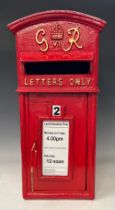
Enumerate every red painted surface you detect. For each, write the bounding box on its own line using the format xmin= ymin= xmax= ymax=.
xmin=8 ymin=10 xmax=106 ymax=199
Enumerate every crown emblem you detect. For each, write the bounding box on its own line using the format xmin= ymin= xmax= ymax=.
xmin=51 ymin=23 xmax=64 ymax=40
xmin=51 ymin=23 xmax=64 ymax=47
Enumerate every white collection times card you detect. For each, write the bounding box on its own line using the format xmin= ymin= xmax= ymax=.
xmin=42 ymin=121 xmax=69 ymax=176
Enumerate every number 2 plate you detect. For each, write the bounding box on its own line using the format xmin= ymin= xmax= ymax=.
xmin=52 ymin=105 xmax=61 ymax=116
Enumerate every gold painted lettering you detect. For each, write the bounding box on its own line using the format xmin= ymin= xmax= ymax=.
xmin=35 ymin=78 xmax=40 ymax=85
xmin=36 ymin=29 xmax=48 ymax=52
xmin=30 ymin=79 xmax=34 ymax=86
xmin=58 ymin=78 xmax=63 ymax=86
xmin=69 ymin=78 xmax=74 ymax=86
xmin=75 ymin=78 xmax=80 ymax=86
xmin=41 ymin=78 xmax=46 ymax=86
xmin=52 ymin=78 xmax=57 ymax=86
xmin=87 ymin=78 xmax=91 ymax=85
xmin=81 ymin=78 xmax=86 ymax=86
xmin=24 ymin=78 xmax=28 ymax=86
xmin=47 ymin=78 xmax=51 ymax=86
xmin=69 ymin=78 xmax=92 ymax=86
xmin=23 ymin=77 xmax=93 ymax=87
xmin=63 ymin=27 xmax=83 ymax=52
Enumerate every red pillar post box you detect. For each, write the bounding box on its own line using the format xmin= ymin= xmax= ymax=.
xmin=8 ymin=10 xmax=106 ymax=199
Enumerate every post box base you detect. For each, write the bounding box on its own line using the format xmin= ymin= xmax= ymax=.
xmin=23 ymin=192 xmax=95 ymax=200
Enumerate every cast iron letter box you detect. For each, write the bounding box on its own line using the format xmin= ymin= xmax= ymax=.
xmin=8 ymin=10 xmax=106 ymax=199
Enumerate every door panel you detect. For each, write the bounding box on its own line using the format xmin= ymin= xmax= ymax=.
xmin=29 ymin=93 xmax=87 ymax=192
